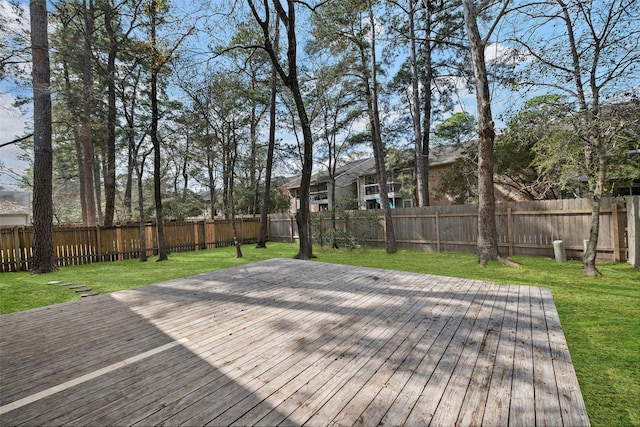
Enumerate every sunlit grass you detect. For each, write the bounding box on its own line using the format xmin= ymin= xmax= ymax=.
xmin=1 ymin=242 xmax=637 ymax=426
xmin=0 ymin=243 xmax=298 ymax=314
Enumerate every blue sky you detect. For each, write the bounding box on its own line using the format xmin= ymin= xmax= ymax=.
xmin=0 ymin=0 xmax=531 ymax=190
xmin=0 ymin=0 xmax=30 ymax=189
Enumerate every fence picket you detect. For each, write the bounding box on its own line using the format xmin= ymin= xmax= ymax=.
xmin=268 ymin=197 xmax=632 ymax=263
xmin=0 ymin=218 xmax=261 ymax=272
xmin=1 ymin=198 xmax=635 ymax=272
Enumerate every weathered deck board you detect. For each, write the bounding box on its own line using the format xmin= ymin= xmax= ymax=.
xmin=0 ymin=258 xmax=589 ymax=426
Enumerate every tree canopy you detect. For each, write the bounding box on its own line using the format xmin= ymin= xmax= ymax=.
xmin=2 ymin=0 xmax=638 ymax=272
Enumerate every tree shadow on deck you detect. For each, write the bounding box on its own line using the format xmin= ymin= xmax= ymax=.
xmin=0 ymin=295 xmax=293 ymax=426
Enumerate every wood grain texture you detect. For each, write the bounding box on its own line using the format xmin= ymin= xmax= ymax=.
xmin=0 ymin=258 xmax=589 ymax=426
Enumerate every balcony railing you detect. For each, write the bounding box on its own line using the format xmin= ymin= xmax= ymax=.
xmin=310 ymin=191 xmax=329 ymax=202
xmin=364 ymin=182 xmax=402 ymax=196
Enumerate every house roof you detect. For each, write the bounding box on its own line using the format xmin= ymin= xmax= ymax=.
xmin=0 ymin=200 xmax=29 ymax=214
xmin=0 ymin=191 xmax=30 ymax=214
xmin=284 ymin=158 xmax=374 ymax=189
xmin=357 ymin=145 xmax=465 ymax=176
xmin=429 ymin=144 xmax=466 ymax=166
xmin=282 ymin=145 xmax=465 ymax=190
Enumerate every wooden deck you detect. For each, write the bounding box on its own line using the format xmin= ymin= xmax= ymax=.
xmin=0 ymin=258 xmax=589 ymax=426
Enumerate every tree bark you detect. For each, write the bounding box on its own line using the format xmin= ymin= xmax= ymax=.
xmin=149 ymin=4 xmax=167 ymax=261
xmin=409 ymin=0 xmax=427 ymax=207
xmin=582 ymin=151 xmax=606 ymax=276
xmin=94 ymin=149 xmax=104 ymax=224
xmin=420 ymin=4 xmax=433 ymax=206
xmin=124 ymin=142 xmax=133 ymax=221
xmin=30 ymin=0 xmax=57 ymax=274
xmin=290 ymin=80 xmax=314 ymax=260
xmin=136 ymin=153 xmax=149 ymax=262
xmin=462 ymin=0 xmax=501 ymax=265
xmin=557 ymin=0 xmax=602 ymax=276
xmin=229 ymin=125 xmax=243 ymax=258
xmin=58 ymin=17 xmax=88 ymax=225
xmin=247 ymin=0 xmax=313 ymax=260
xmin=257 ymin=23 xmax=279 ymax=248
xmin=121 ymin=69 xmax=141 ymax=223
xmin=368 ymin=0 xmax=396 ymax=254
xmin=103 ymin=0 xmax=117 ymax=226
xmin=207 ymin=138 xmax=217 ymax=219
xmin=81 ymin=0 xmax=98 ymax=226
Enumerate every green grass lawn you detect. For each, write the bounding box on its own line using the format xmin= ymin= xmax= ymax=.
xmin=1 ymin=242 xmax=638 ymax=426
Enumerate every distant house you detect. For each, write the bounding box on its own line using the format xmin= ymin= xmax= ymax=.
xmin=0 ymin=191 xmax=30 ymax=226
xmin=283 ymin=158 xmax=376 ymax=213
xmin=281 ymin=146 xmax=466 ymax=214
xmin=356 ymin=145 xmax=464 ymax=209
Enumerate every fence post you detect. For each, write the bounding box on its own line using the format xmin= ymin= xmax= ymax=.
xmin=145 ymin=223 xmax=154 ymax=256
xmin=435 ymin=211 xmax=441 ymax=252
xmin=240 ymin=216 xmax=244 ymax=245
xmin=627 ymin=196 xmax=639 ymax=268
xmin=13 ymin=226 xmax=23 ymax=271
xmin=611 ymin=202 xmax=620 ymax=262
xmin=507 ymin=207 xmax=513 ymax=257
xmin=290 ymin=215 xmax=294 ymax=243
xmin=116 ymin=225 xmax=123 ymax=261
xmin=193 ymin=222 xmax=199 ymax=251
xmin=96 ymin=225 xmax=102 ymax=262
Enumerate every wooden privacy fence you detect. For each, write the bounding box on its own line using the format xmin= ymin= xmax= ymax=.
xmin=269 ymin=196 xmax=636 ymax=262
xmin=0 ymin=218 xmax=260 ymax=272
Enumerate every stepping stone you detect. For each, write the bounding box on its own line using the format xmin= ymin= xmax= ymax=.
xmin=56 ymin=282 xmax=73 ymax=287
xmin=68 ymin=285 xmax=85 ymax=289
xmin=74 ymin=287 xmax=92 ymax=292
xmin=47 ymin=281 xmax=62 ymax=285
xmin=80 ymin=292 xmax=99 ymax=297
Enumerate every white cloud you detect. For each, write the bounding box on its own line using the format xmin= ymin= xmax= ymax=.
xmin=0 ymin=93 xmax=30 ymax=189
xmin=486 ymin=42 xmax=531 ymax=66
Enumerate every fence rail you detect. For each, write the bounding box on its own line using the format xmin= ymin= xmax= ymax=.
xmin=269 ymin=196 xmax=635 ymax=262
xmin=0 ymin=218 xmax=260 ymax=272
xmin=2 ymin=197 xmax=637 ymax=272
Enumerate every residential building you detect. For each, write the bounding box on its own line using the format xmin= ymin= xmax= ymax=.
xmin=0 ymin=191 xmax=30 ymax=226
xmin=282 ymin=146 xmax=465 ymax=214
xmin=356 ymin=145 xmax=463 ymax=209
xmin=283 ymin=158 xmax=375 ymax=213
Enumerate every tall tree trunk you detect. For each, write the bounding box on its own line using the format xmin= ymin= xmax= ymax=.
xmin=409 ymin=0 xmax=427 ymax=207
xmin=81 ymin=0 xmax=98 ymax=226
xmin=221 ymin=133 xmax=231 ymax=220
xmin=421 ymin=3 xmax=434 ymax=206
xmin=230 ymin=125 xmax=243 ymax=258
xmin=103 ymin=0 xmax=117 ymax=226
xmin=462 ymin=0 xmax=501 ymax=265
xmin=367 ymin=0 xmax=396 ymax=254
xmin=247 ymin=0 xmax=313 ymax=260
xmin=30 ymin=0 xmax=57 ymax=274
xmin=182 ymin=131 xmax=190 ymax=198
xmin=290 ymin=81 xmax=314 ymax=260
xmin=207 ymin=141 xmax=216 ymax=219
xmin=257 ymin=24 xmax=279 ymax=248
xmin=330 ymin=176 xmax=338 ymax=249
xmin=582 ymin=151 xmax=606 ymax=276
xmin=94 ymin=149 xmax=104 ymax=224
xmin=74 ymin=125 xmax=88 ymax=224
xmin=122 ymin=69 xmax=141 ymax=223
xmin=557 ymin=0 xmax=602 ymax=276
xmin=250 ymin=97 xmax=259 ymax=216
xmin=60 ymin=45 xmax=88 ymax=224
xmin=136 ymin=157 xmax=148 ymax=262
xmin=149 ymin=5 xmax=167 ymax=261
xmin=124 ymin=141 xmax=134 ymax=221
